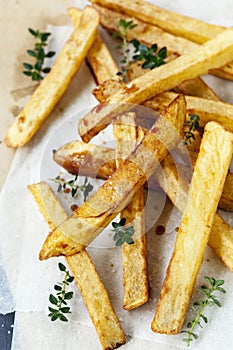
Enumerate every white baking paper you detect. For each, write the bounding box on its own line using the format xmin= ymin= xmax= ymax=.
xmin=1 ymin=1 xmax=233 ymax=349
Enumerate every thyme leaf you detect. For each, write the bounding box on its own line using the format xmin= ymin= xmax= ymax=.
xmin=181 ymin=276 xmax=226 ymax=346
xmin=112 ymin=218 xmax=135 ymax=246
xmin=112 ymin=19 xmax=137 ymax=81
xmin=49 ymin=175 xmax=93 ymax=201
xmin=183 ymin=114 xmax=200 ymax=145
xmin=131 ymin=39 xmax=167 ymax=70
xmin=23 ymin=28 xmax=55 ymax=81
xmin=48 ymin=262 xmax=74 ymax=322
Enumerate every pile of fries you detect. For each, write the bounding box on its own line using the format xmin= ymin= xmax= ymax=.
xmin=5 ymin=0 xmax=233 ymax=349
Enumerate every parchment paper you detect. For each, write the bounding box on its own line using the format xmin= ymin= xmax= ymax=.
xmin=1 ymin=1 xmax=233 ymax=349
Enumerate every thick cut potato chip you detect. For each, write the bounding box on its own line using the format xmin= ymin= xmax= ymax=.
xmin=54 ymin=141 xmax=233 ymax=270
xmin=113 ymin=113 xmax=148 ymax=310
xmin=94 ymin=4 xmax=233 ymax=81
xmin=144 ymin=92 xmax=233 ymax=133
xmin=127 ymin=62 xmax=220 ymax=101
xmin=151 ymin=122 xmax=233 ymax=334
xmin=28 ymin=182 xmax=126 ymax=350
xmin=78 ymin=26 xmax=233 ymax=142
xmin=90 ymin=0 xmax=224 ymax=44
xmin=157 ymin=155 xmax=233 ymax=271
xmin=68 ymin=8 xmax=119 ymax=83
xmin=39 ymin=95 xmax=186 ymax=259
xmin=53 ymin=141 xmax=117 ymax=180
xmin=5 ymin=6 xmax=99 ymax=148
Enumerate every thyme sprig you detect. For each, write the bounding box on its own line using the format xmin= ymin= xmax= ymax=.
xmin=181 ymin=276 xmax=226 ymax=346
xmin=23 ymin=28 xmax=55 ymax=81
xmin=112 ymin=218 xmax=135 ymax=246
xmin=48 ymin=262 xmax=74 ymax=322
xmin=183 ymin=114 xmax=200 ymax=145
xmin=112 ymin=19 xmax=137 ymax=81
xmin=131 ymin=39 xmax=167 ymax=69
xmin=50 ymin=175 xmax=93 ymax=201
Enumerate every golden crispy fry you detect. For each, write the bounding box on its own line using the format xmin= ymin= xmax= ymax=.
xmin=4 ymin=6 xmax=99 ymax=148
xmin=78 ymin=26 xmax=233 ymax=142
xmin=53 ymin=140 xmax=116 ymax=180
xmin=68 ymin=8 xmax=119 ymax=83
xmin=144 ymin=92 xmax=233 ymax=133
xmin=173 ymin=79 xmax=220 ymax=101
xmin=93 ymin=68 xmax=219 ymax=105
xmin=128 ymin=61 xmax=220 ymax=101
xmin=219 ymin=172 xmax=233 ymax=212
xmin=39 ymin=94 xmax=186 ymax=260
xmin=93 ymin=79 xmax=123 ymax=103
xmin=93 ymin=81 xmax=233 ymax=137
xmin=113 ymin=113 xmax=148 ymax=310
xmin=157 ymin=154 xmax=233 ymax=271
xmin=54 ymin=138 xmax=233 ymax=269
xmin=28 ymin=182 xmax=126 ymax=350
xmin=53 ymin=140 xmax=161 ymax=191
xmin=151 ymin=122 xmax=233 ymax=334
xmin=90 ymin=0 xmax=224 ymax=44
xmin=189 ymin=151 xmax=233 ymax=212
xmin=53 ymin=137 xmax=233 ymax=212
xmin=93 ymin=4 xmax=233 ymax=81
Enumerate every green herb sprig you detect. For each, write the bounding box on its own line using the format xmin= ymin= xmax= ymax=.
xmin=112 ymin=218 xmax=135 ymax=246
xmin=48 ymin=262 xmax=74 ymax=322
xmin=181 ymin=276 xmax=226 ymax=346
xmin=131 ymin=39 xmax=167 ymax=70
xmin=50 ymin=175 xmax=93 ymax=201
xmin=23 ymin=28 xmax=55 ymax=81
xmin=112 ymin=19 xmax=137 ymax=81
xmin=183 ymin=114 xmax=200 ymax=145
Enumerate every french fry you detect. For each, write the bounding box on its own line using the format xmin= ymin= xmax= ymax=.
xmin=144 ymin=92 xmax=233 ymax=133
xmin=218 ymin=172 xmax=233 ymax=212
xmin=127 ymin=62 xmax=220 ymax=101
xmin=189 ymin=151 xmax=233 ymax=212
xmin=151 ymin=122 xmax=233 ymax=334
xmin=78 ymin=26 xmax=233 ymax=142
xmin=68 ymin=8 xmax=119 ymax=83
xmin=39 ymin=94 xmax=186 ymax=260
xmin=4 ymin=6 xmax=99 ymax=148
xmin=90 ymin=0 xmax=224 ymax=44
xmin=113 ymin=113 xmax=148 ymax=310
xmin=93 ymin=81 xmax=233 ymax=136
xmin=54 ymin=139 xmax=233 ymax=213
xmin=54 ymin=140 xmax=233 ymax=270
xmin=28 ymin=182 xmax=126 ymax=350
xmin=53 ymin=140 xmax=116 ymax=180
xmin=93 ymin=67 xmax=219 ymax=104
xmin=53 ymin=140 xmax=161 ymax=191
xmin=157 ymin=155 xmax=233 ymax=271
xmin=93 ymin=4 xmax=233 ymax=81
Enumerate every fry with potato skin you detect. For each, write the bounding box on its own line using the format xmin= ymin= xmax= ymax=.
xmin=188 ymin=151 xmax=233 ymax=212
xmin=90 ymin=0 xmax=224 ymax=44
xmin=28 ymin=182 xmax=126 ymax=350
xmin=5 ymin=6 xmax=99 ymax=148
xmin=156 ymin=154 xmax=233 ymax=271
xmin=144 ymin=92 xmax=233 ymax=133
xmin=53 ymin=141 xmax=117 ymax=180
xmin=113 ymin=113 xmax=148 ymax=310
xmin=78 ymin=26 xmax=233 ymax=142
xmin=68 ymin=8 xmax=119 ymax=83
xmin=151 ymin=122 xmax=233 ymax=334
xmin=94 ymin=4 xmax=233 ymax=81
xmin=93 ymin=81 xmax=233 ymax=135
xmin=127 ymin=61 xmax=220 ymax=101
xmin=39 ymin=94 xmax=186 ymax=260
xmin=53 ymin=140 xmax=233 ymax=270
